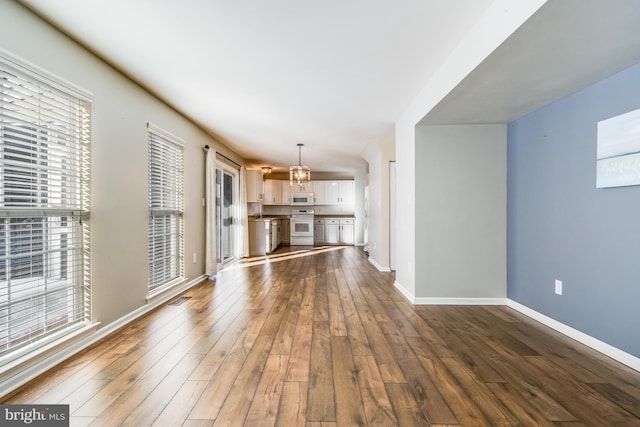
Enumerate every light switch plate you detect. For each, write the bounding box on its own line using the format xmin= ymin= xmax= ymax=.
xmin=555 ymin=279 xmax=562 ymax=295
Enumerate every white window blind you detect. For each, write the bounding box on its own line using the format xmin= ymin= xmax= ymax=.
xmin=0 ymin=53 xmax=91 ymax=358
xmin=147 ymin=124 xmax=184 ymax=292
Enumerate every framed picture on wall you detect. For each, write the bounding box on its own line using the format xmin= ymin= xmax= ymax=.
xmin=596 ymin=108 xmax=640 ymax=188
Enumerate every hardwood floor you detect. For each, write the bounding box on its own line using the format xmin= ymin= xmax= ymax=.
xmin=3 ymin=246 xmax=640 ymax=426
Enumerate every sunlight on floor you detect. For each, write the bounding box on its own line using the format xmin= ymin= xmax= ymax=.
xmin=224 ymin=246 xmax=348 ymax=270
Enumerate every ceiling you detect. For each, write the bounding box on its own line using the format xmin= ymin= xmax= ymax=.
xmin=422 ymin=0 xmax=640 ymax=125
xmin=18 ymin=1 xmax=640 ymax=174
xmin=18 ymin=0 xmax=493 ymax=173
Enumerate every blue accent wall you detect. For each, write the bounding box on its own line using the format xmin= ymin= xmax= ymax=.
xmin=507 ymin=62 xmax=640 ymax=357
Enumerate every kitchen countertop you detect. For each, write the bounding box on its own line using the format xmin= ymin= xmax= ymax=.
xmin=248 ymin=216 xmax=290 ymax=221
xmin=250 ymin=215 xmax=354 ymax=220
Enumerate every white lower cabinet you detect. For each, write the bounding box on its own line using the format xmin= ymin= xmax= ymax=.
xmin=314 ymin=217 xmax=355 ymax=245
xmin=339 ymin=219 xmax=354 ymax=244
xmin=325 ymin=219 xmax=340 ymax=244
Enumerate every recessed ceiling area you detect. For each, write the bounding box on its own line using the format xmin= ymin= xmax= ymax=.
xmin=421 ymin=0 xmax=640 ymax=125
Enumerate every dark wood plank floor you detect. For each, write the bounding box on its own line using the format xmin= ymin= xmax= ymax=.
xmin=3 ymin=246 xmax=640 ymax=426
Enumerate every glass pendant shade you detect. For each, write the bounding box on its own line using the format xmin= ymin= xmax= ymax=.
xmin=289 ymin=144 xmax=311 ymax=185
xmin=289 ymin=165 xmax=311 ymax=185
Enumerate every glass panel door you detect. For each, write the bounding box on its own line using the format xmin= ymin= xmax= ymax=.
xmin=216 ymin=167 xmax=237 ymax=266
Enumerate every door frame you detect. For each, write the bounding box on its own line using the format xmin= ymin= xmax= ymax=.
xmin=215 ymin=160 xmax=240 ymax=269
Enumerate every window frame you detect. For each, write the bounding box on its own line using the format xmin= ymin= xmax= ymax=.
xmin=0 ymin=50 xmax=92 ymax=362
xmin=147 ymin=123 xmax=184 ymax=293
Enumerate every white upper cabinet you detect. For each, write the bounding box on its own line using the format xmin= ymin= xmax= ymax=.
xmin=258 ymin=179 xmax=354 ymax=206
xmin=246 ymin=169 xmax=264 ymax=203
xmin=338 ymin=181 xmax=354 ymax=205
xmin=263 ymin=179 xmax=282 ymax=205
xmin=321 ymin=181 xmax=354 ymax=205
xmin=313 ymin=182 xmax=325 ymax=205
xmin=281 ymin=182 xmax=291 ymax=205
xmin=324 ymin=181 xmax=340 ymax=204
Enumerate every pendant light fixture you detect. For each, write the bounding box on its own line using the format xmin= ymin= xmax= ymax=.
xmin=289 ymin=143 xmax=311 ymax=186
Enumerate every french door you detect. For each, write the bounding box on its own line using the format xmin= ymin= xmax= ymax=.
xmin=215 ymin=165 xmax=239 ymax=267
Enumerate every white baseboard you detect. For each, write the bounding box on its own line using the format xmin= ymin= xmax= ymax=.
xmin=392 ymin=282 xmax=504 ymax=305
xmin=0 ymin=274 xmax=208 ymax=398
xmin=368 ymin=256 xmax=391 ymax=272
xmin=413 ymin=297 xmax=506 ymax=305
xmin=393 ymin=280 xmax=415 ymax=303
xmin=507 ymin=299 xmax=640 ymax=372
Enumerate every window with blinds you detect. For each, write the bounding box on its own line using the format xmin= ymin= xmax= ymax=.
xmin=0 ymin=53 xmax=91 ymax=358
xmin=147 ymin=124 xmax=184 ymax=292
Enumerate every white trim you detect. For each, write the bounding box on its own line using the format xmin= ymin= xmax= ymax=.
xmin=507 ymin=299 xmax=640 ymax=372
xmin=413 ymin=297 xmax=506 ymax=305
xmin=146 ymin=276 xmax=188 ymax=304
xmin=0 ymin=274 xmax=207 ymax=398
xmin=392 ymin=281 xmax=505 ymax=305
xmin=0 ymin=323 xmax=98 ymax=375
xmin=393 ymin=280 xmax=415 ymax=303
xmin=0 ymin=48 xmax=93 ymax=100
xmin=147 ymin=122 xmax=185 ymax=146
xmin=368 ymin=256 xmax=391 ymax=272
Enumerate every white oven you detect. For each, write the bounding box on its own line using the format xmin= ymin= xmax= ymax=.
xmin=291 ymin=192 xmax=314 ymax=206
xmin=290 ymin=208 xmax=314 ymax=245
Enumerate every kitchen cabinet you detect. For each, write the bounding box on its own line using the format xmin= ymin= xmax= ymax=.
xmin=314 ymin=219 xmax=325 ymax=244
xmin=339 ymin=218 xmax=354 ymax=244
xmin=317 ymin=181 xmax=354 ymax=206
xmin=263 ymin=179 xmax=282 ymax=205
xmin=323 ymin=217 xmax=354 ymax=245
xmin=338 ymin=181 xmax=354 ymax=205
xmin=324 ymin=182 xmax=339 ymax=205
xmin=264 ymin=179 xmax=295 ymax=205
xmin=281 ymin=183 xmax=291 ymax=205
xmin=260 ymin=179 xmax=354 ymax=206
xmin=246 ymin=169 xmax=264 ymax=203
xmin=313 ymin=182 xmax=325 ymax=205
xmin=325 ymin=219 xmax=340 ymax=244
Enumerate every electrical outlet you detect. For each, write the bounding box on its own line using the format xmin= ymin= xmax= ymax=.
xmin=192 ymin=253 xmax=197 ymax=264
xmin=555 ymin=279 xmax=562 ymax=295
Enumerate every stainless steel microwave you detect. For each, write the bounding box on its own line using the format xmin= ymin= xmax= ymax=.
xmin=290 ymin=192 xmax=314 ymax=206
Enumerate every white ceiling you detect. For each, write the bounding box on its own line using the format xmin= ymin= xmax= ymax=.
xmin=19 ymin=0 xmax=492 ymax=173
xmin=18 ymin=0 xmax=640 ymax=174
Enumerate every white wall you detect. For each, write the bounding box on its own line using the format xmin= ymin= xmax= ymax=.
xmin=362 ymin=140 xmax=394 ymax=270
xmin=394 ymin=0 xmax=546 ymax=301
xmin=354 ymin=169 xmax=366 ymax=245
xmin=0 ymin=1 xmax=243 ymax=327
xmin=414 ymin=125 xmax=506 ymax=301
